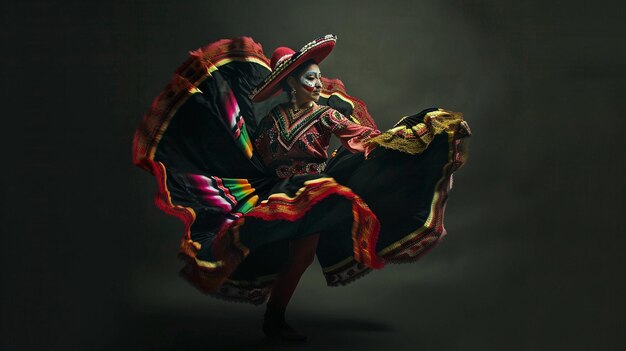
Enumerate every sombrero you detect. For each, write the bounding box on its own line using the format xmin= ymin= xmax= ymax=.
xmin=250 ymin=34 xmax=337 ymax=102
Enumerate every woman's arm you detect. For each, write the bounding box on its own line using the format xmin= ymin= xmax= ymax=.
xmin=320 ymin=109 xmax=381 ymax=158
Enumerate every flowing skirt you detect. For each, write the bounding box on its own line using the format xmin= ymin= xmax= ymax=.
xmin=132 ymin=37 xmax=470 ymax=304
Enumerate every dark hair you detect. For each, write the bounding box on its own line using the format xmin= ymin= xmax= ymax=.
xmin=280 ymin=59 xmax=316 ymax=92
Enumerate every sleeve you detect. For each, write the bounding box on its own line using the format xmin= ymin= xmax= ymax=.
xmin=320 ymin=109 xmax=381 ymax=158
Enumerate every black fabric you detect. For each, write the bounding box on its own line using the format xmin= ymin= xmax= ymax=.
xmin=145 ymin=51 xmax=465 ymax=296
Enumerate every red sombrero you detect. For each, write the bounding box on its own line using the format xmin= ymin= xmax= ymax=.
xmin=250 ymin=34 xmax=337 ymax=102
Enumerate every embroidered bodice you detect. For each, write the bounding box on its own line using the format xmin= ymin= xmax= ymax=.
xmin=254 ymin=104 xmax=380 ymax=176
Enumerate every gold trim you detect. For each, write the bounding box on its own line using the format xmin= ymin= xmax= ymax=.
xmin=319 ymin=92 xmax=362 ymax=124
xmin=369 ymin=109 xmax=464 ymax=155
xmin=322 ymin=256 xmax=355 ymax=272
xmin=157 ymin=161 xmax=198 ymax=226
xmin=146 ymin=78 xmax=203 ymax=161
xmin=259 ymin=177 xmax=335 ymax=204
xmin=319 ymin=91 xmax=356 ymax=108
xmin=194 ymin=256 xmax=223 ymax=269
xmin=137 ymin=52 xmax=271 ymax=165
xmin=210 ymin=56 xmax=271 ymax=73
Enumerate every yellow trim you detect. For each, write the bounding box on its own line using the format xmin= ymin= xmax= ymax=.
xmin=193 ymin=256 xmax=223 ymax=269
xmin=320 ymin=92 xmax=362 ymax=124
xmin=320 ymin=91 xmax=356 ymax=108
xmin=259 ymin=177 xmax=335 ymax=204
xmin=146 ymin=79 xmax=203 ymax=160
xmin=141 ymin=54 xmax=270 ymax=163
xmin=157 ymin=161 xmax=198 ymax=225
xmin=369 ymin=109 xmax=464 ymax=155
xmin=211 ymin=56 xmax=271 ymax=71
xmin=154 ymin=162 xmax=207 ymax=268
xmin=322 ymin=256 xmax=355 ymax=272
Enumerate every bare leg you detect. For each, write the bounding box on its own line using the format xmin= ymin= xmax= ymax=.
xmin=264 ymin=233 xmax=320 ymax=340
xmin=269 ymin=233 xmax=320 ymax=307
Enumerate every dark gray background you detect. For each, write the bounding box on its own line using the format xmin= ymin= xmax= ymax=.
xmin=3 ymin=0 xmax=625 ymax=350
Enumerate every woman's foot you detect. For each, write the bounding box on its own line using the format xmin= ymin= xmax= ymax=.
xmin=263 ymin=304 xmax=307 ymax=341
xmin=263 ymin=320 xmax=307 ymax=341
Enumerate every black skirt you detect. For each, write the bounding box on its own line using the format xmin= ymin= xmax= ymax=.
xmin=132 ymin=37 xmax=471 ymax=304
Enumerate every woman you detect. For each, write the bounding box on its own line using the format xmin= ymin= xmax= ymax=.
xmin=133 ymin=34 xmax=470 ymax=340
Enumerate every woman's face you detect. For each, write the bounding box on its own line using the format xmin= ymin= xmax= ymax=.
xmin=288 ymin=63 xmax=322 ymax=107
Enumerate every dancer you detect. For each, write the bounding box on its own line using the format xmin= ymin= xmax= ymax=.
xmin=133 ymin=34 xmax=470 ymax=340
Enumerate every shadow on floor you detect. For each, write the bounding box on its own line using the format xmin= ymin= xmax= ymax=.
xmin=116 ymin=308 xmax=396 ymax=351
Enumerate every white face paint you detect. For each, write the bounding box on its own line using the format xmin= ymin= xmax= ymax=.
xmin=299 ymin=69 xmax=322 ymax=92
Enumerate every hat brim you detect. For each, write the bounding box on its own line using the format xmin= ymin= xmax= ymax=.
xmin=250 ymin=35 xmax=336 ymax=102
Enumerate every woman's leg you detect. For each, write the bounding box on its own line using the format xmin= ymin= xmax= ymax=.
xmin=264 ymin=233 xmax=320 ymax=340
xmin=269 ymin=233 xmax=320 ymax=307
